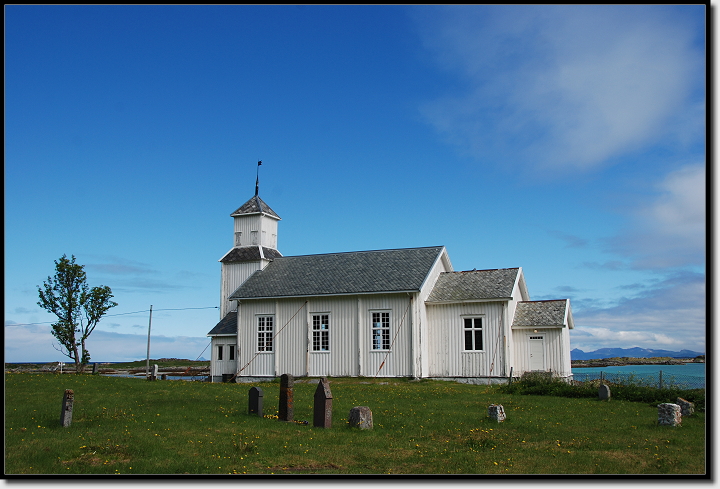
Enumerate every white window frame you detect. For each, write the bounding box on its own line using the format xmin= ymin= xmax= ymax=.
xmin=257 ymin=315 xmax=274 ymax=352
xmin=312 ymin=313 xmax=330 ymax=352
xmin=371 ymin=311 xmax=391 ymax=351
xmin=463 ymin=316 xmax=484 ymax=352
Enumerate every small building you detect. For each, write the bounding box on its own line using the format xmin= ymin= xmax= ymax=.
xmin=207 ymin=192 xmax=574 ymax=382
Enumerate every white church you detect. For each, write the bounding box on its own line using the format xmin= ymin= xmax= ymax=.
xmin=207 ymin=189 xmax=574 ymax=383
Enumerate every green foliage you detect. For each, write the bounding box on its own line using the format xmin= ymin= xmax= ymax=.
xmin=37 ymin=255 xmax=118 ymax=372
xmin=499 ymin=372 xmax=705 ymax=412
xmin=4 ymin=374 xmax=706 ymax=475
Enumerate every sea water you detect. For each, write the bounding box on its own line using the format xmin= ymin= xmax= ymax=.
xmin=572 ymin=363 xmax=705 ymax=388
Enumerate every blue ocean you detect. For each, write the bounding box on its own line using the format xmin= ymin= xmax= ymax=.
xmin=572 ymin=362 xmax=705 ymax=388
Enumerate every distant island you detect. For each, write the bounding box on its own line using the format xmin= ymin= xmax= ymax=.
xmin=571 ymin=347 xmax=704 ymax=367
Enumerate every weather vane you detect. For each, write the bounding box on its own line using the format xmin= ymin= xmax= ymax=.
xmin=255 ymin=160 xmax=262 ymax=196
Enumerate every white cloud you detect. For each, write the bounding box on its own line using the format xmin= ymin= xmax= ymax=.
xmin=570 ymin=271 xmax=705 ymax=352
xmin=4 ymin=324 xmax=210 ymax=363
xmin=415 ymin=5 xmax=704 ymax=171
xmin=608 ymin=164 xmax=705 ymax=269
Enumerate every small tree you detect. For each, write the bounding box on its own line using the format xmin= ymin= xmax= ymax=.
xmin=37 ymin=254 xmax=118 ymax=373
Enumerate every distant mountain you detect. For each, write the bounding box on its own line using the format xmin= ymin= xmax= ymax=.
xmin=196 ymin=357 xmax=208 ymax=362
xmin=571 ymin=347 xmax=704 ymax=361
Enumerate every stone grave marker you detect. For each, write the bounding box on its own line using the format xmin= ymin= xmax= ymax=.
xmin=348 ymin=406 xmax=373 ymax=430
xmin=488 ymin=404 xmax=506 ymax=422
xmin=279 ymin=374 xmax=294 ymax=422
xmin=60 ymin=389 xmax=74 ymax=427
xmin=598 ymin=384 xmax=611 ymax=400
xmin=92 ymin=363 xmax=98 ymax=375
xmin=249 ymin=386 xmax=264 ymax=417
xmin=676 ymin=397 xmax=694 ymax=417
xmin=313 ymin=378 xmax=333 ymax=428
xmin=657 ymin=403 xmax=682 ymax=426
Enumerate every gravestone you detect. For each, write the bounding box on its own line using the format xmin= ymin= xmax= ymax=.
xmin=657 ymin=403 xmax=682 ymax=426
xmin=249 ymin=387 xmax=264 ymax=417
xmin=151 ymin=364 xmax=159 ymax=381
xmin=349 ymin=406 xmax=373 ymax=429
xmin=92 ymin=363 xmax=98 ymax=375
xmin=488 ymin=404 xmax=506 ymax=422
xmin=598 ymin=384 xmax=611 ymax=400
xmin=60 ymin=389 xmax=74 ymax=427
xmin=161 ymin=374 xmax=167 ymax=380
xmin=313 ymin=378 xmax=333 ymax=428
xmin=279 ymin=374 xmax=294 ymax=422
xmin=676 ymin=398 xmax=694 ymax=417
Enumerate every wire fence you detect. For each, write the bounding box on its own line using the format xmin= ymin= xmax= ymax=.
xmin=572 ymin=370 xmax=705 ymax=390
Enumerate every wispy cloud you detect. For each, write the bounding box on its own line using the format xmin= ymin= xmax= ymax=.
xmin=4 ymin=324 xmax=210 ymax=363
xmin=605 ymin=164 xmax=705 ymax=269
xmin=570 ymin=271 xmax=705 ymax=351
xmin=414 ymin=5 xmax=704 ymax=172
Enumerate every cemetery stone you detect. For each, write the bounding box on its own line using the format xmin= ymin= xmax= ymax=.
xmin=598 ymin=383 xmax=611 ymax=400
xmin=488 ymin=404 xmax=506 ymax=422
xmin=279 ymin=374 xmax=294 ymax=421
xmin=657 ymin=403 xmax=682 ymax=426
xmin=348 ymin=406 xmax=373 ymax=430
xmin=249 ymin=386 xmax=264 ymax=417
xmin=60 ymin=389 xmax=74 ymax=427
xmin=313 ymin=378 xmax=333 ymax=428
xmin=676 ymin=397 xmax=694 ymax=417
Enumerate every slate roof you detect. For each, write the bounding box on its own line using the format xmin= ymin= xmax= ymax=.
xmin=426 ymin=268 xmax=520 ymax=303
xmin=229 ymin=246 xmax=445 ymax=300
xmin=207 ymin=311 xmax=237 ymax=336
xmin=231 ymin=195 xmax=280 ymax=219
xmin=220 ymin=246 xmax=283 ymax=263
xmin=512 ymin=300 xmax=572 ymax=328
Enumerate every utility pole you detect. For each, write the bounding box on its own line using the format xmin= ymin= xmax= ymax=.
xmin=145 ymin=305 xmax=153 ymax=379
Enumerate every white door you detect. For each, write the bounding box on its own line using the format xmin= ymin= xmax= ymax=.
xmin=528 ymin=335 xmax=545 ymax=371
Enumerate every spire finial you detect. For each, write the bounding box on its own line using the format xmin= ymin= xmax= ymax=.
xmin=255 ymin=160 xmax=262 ymax=196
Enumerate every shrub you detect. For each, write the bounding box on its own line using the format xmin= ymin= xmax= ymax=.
xmin=499 ymin=372 xmax=705 ymax=412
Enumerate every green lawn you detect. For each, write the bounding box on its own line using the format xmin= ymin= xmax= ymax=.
xmin=4 ymin=374 xmax=706 ymax=475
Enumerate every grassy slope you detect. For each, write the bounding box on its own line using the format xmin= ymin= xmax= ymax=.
xmin=4 ymin=374 xmax=706 ymax=475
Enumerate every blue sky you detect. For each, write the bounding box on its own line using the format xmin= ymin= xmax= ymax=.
xmin=5 ymin=5 xmax=706 ymax=363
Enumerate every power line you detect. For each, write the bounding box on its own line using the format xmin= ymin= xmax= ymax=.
xmin=5 ymin=306 xmax=219 ymax=327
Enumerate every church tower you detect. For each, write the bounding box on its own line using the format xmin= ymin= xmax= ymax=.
xmin=218 ymin=189 xmax=282 ymax=317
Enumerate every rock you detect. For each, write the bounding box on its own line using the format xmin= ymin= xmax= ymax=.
xmin=348 ymin=406 xmax=373 ymax=429
xmin=676 ymin=398 xmax=694 ymax=417
xmin=657 ymin=403 xmax=682 ymax=426
xmin=488 ymin=404 xmax=505 ymax=422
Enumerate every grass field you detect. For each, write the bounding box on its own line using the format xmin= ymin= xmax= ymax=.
xmin=4 ymin=373 xmax=706 ymax=475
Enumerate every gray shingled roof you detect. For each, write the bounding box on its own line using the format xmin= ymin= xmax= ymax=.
xmin=229 ymin=246 xmax=444 ymax=300
xmin=207 ymin=311 xmax=237 ymax=336
xmin=230 ymin=195 xmax=280 ymax=219
xmin=220 ymin=246 xmax=283 ymax=263
xmin=426 ymin=268 xmax=520 ymax=303
xmin=512 ymin=300 xmax=569 ymax=327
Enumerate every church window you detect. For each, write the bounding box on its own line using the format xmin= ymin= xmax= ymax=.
xmin=312 ymin=314 xmax=330 ymax=351
xmin=217 ymin=345 xmax=223 ymax=361
xmin=371 ymin=311 xmax=390 ymax=350
xmin=234 ymin=232 xmax=242 ymax=246
xmin=228 ymin=344 xmax=236 ymax=361
xmin=464 ymin=317 xmax=483 ymax=351
xmin=257 ymin=316 xmax=274 ymax=352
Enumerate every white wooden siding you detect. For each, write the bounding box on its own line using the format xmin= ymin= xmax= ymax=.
xmin=210 ymin=336 xmax=236 ymax=379
xmin=306 ymin=298 xmax=360 ymax=377
xmin=236 ymin=293 xmax=415 ymax=378
xmin=233 ymin=214 xmax=278 ymax=249
xmin=416 ymin=250 xmax=452 ymax=377
xmin=220 ymin=261 xmax=265 ymax=317
xmin=426 ymin=302 xmax=507 ymax=377
xmin=512 ymin=327 xmax=570 ymax=377
xmin=236 ymin=300 xmax=276 ymax=377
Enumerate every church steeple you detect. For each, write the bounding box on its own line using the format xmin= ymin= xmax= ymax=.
xmin=217 ymin=163 xmax=282 ymax=317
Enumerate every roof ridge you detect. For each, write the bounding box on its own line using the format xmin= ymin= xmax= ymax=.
xmin=269 ymin=245 xmax=444 ymax=260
